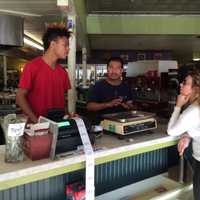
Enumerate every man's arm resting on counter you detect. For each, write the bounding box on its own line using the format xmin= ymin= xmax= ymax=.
xmin=16 ymin=88 xmax=38 ymax=123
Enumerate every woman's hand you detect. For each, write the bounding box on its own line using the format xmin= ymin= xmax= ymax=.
xmin=178 ymin=135 xmax=191 ymax=156
xmin=176 ymin=94 xmax=190 ymax=108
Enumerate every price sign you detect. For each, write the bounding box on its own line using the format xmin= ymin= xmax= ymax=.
xmin=8 ymin=123 xmax=25 ymax=137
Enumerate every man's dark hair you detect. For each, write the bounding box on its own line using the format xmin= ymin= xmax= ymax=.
xmin=107 ymin=57 xmax=124 ymax=69
xmin=42 ymin=27 xmax=70 ymax=51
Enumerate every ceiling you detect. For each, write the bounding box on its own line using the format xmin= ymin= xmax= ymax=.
xmin=0 ymin=0 xmax=200 ymax=63
xmin=86 ymin=0 xmax=200 ymax=62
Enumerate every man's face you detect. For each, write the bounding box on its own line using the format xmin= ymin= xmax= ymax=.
xmin=107 ymin=60 xmax=123 ymax=81
xmin=52 ymin=37 xmax=69 ymax=59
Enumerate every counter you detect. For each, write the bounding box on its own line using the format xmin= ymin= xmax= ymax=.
xmin=0 ymin=119 xmax=179 ymax=199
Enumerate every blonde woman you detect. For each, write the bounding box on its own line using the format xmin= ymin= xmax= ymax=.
xmin=167 ymin=70 xmax=200 ymax=200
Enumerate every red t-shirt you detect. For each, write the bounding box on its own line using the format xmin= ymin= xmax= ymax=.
xmin=18 ymin=57 xmax=71 ymax=118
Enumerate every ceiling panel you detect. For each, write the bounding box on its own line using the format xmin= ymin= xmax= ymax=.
xmin=89 ymin=35 xmax=200 ymax=51
xmin=86 ymin=0 xmax=200 ymax=14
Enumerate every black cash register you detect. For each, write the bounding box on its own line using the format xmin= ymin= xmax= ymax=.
xmin=46 ymin=109 xmax=95 ymax=159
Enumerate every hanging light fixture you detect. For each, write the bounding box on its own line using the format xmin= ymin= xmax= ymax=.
xmin=23 ymin=35 xmax=44 ymax=50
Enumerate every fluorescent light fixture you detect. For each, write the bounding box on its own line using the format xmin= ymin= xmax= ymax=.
xmin=24 ymin=37 xmax=44 ymax=50
xmin=193 ymin=58 xmax=200 ymax=61
xmin=193 ymin=52 xmax=200 ymax=61
xmin=0 ymin=9 xmax=41 ymax=17
xmin=24 ymin=31 xmax=43 ymax=44
xmin=57 ymin=0 xmax=68 ymax=6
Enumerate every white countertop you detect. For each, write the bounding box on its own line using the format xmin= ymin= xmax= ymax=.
xmin=0 ymin=119 xmax=179 ymax=190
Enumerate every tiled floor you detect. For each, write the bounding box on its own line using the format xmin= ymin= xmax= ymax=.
xmin=96 ymin=165 xmax=194 ymax=200
xmin=134 ymin=183 xmax=193 ymax=200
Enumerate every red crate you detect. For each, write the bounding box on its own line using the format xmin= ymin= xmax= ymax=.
xmin=23 ymin=133 xmax=52 ymax=161
xmin=66 ymin=182 xmax=85 ymax=200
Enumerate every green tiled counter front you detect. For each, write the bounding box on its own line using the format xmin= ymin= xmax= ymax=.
xmin=0 ymin=121 xmax=179 ymax=199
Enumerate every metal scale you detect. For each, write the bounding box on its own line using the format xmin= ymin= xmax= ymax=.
xmin=101 ymin=111 xmax=157 ymax=135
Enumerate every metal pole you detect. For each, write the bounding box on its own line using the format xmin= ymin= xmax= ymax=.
xmin=179 ymin=155 xmax=185 ymax=183
xmin=94 ymin=64 xmax=97 ymax=82
xmin=82 ymin=47 xmax=87 ymax=87
xmin=67 ymin=15 xmax=77 ymax=113
xmin=3 ymin=55 xmax=7 ymax=90
xmin=77 ymin=64 xmax=80 ymax=85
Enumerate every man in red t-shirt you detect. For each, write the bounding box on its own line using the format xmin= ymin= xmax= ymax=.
xmin=16 ymin=27 xmax=71 ymax=123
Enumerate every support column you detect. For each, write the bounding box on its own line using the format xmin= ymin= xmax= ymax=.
xmin=3 ymin=55 xmax=7 ymax=90
xmin=82 ymin=47 xmax=87 ymax=87
xmin=76 ymin=64 xmax=80 ymax=85
xmin=67 ymin=15 xmax=77 ymax=113
xmin=94 ymin=65 xmax=97 ymax=82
